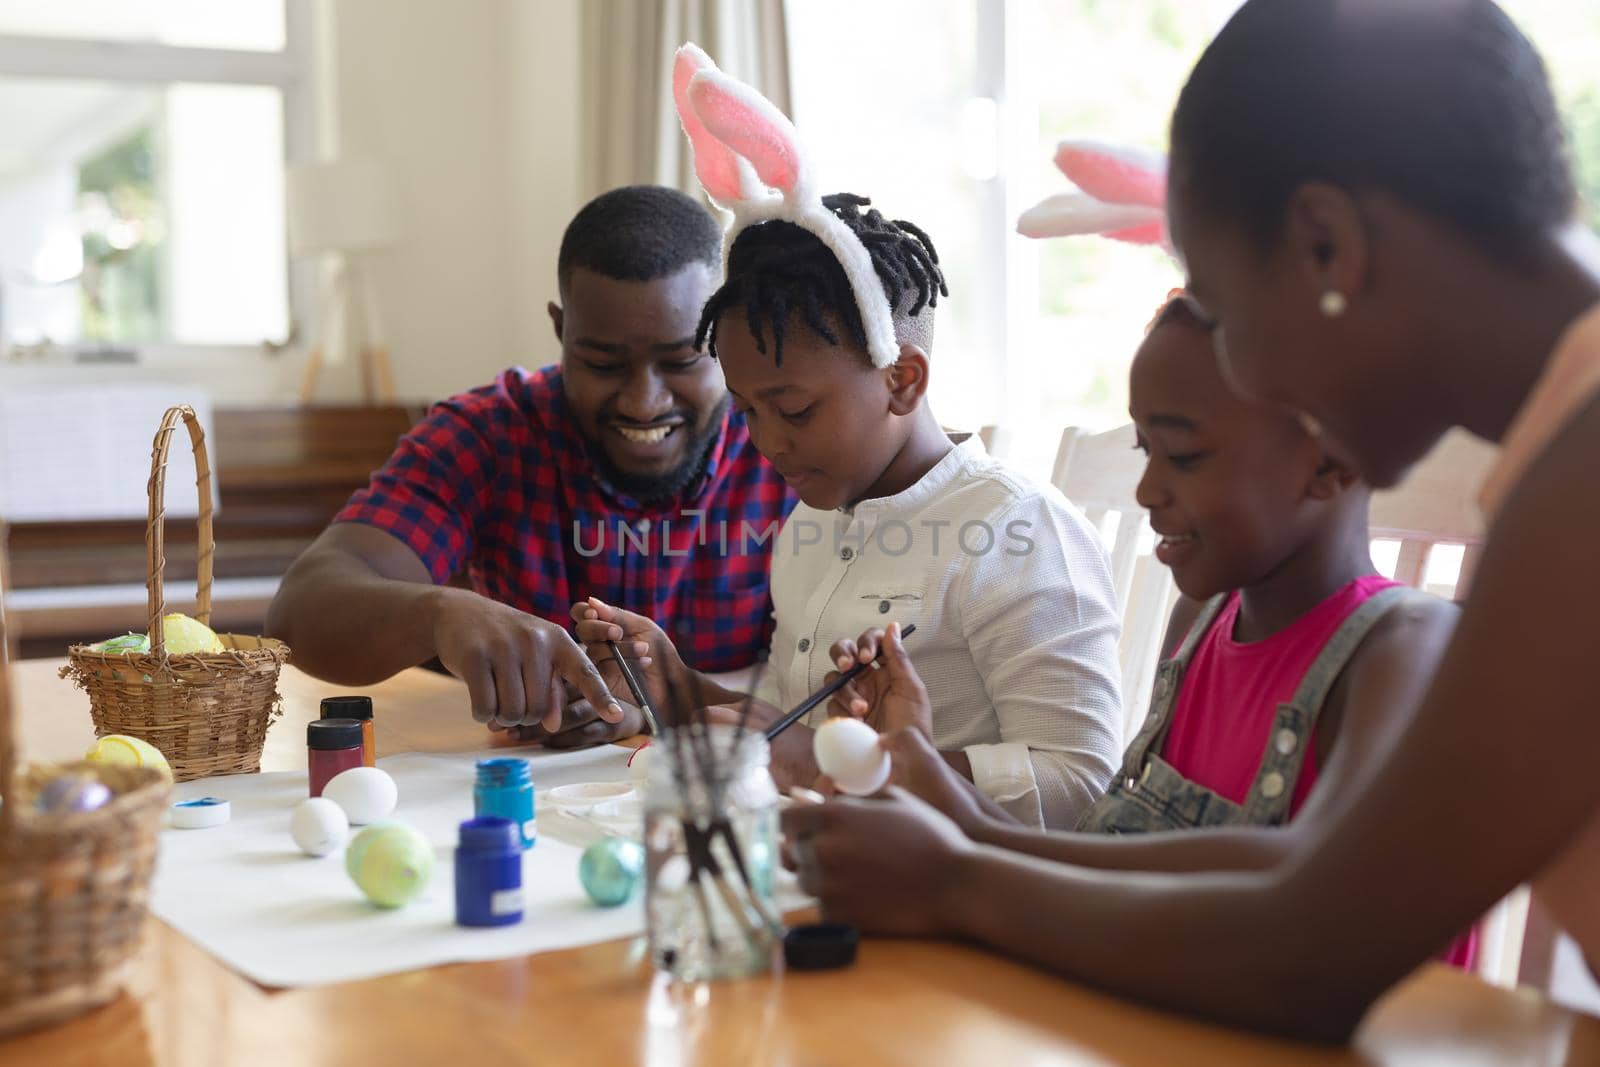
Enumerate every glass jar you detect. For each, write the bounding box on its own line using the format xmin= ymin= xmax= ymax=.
xmin=644 ymin=726 xmax=780 ymax=981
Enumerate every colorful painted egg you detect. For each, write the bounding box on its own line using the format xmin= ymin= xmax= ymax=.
xmin=579 ymin=838 xmax=645 ymax=907
xmin=346 ymin=822 xmax=434 ymax=908
xmin=36 ymin=773 xmax=112 ymax=814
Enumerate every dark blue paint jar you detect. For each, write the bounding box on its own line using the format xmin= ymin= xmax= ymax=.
xmin=454 ymin=816 xmax=523 ymax=927
xmin=474 ymin=757 xmax=535 ymax=850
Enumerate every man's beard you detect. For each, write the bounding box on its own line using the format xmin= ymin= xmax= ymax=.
xmin=589 ymin=394 xmax=731 ymax=504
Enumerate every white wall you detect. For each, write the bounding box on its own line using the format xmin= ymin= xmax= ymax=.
xmin=328 ymin=0 xmax=585 ymax=402
xmin=506 ymin=0 xmax=584 ymax=368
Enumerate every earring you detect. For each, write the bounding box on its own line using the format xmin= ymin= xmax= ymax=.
xmin=1319 ymin=290 xmax=1347 ymax=318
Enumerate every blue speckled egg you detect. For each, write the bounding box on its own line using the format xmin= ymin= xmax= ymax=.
xmin=579 ymin=838 xmax=645 ymax=907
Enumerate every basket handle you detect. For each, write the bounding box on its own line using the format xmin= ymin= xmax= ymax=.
xmin=1 ymin=523 xmax=15 ymax=836
xmin=146 ymin=406 xmax=215 ymax=657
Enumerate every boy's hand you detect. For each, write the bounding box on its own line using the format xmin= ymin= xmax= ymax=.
xmin=704 ymin=701 xmax=822 ymax=792
xmin=570 ymin=597 xmax=684 ymax=714
xmin=823 ymin=622 xmax=932 ymax=736
xmin=781 ymin=788 xmax=973 ymax=937
xmin=494 ymin=681 xmax=650 ymax=748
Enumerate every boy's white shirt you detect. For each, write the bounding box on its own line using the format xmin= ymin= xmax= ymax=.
xmin=753 ymin=434 xmax=1123 ymax=827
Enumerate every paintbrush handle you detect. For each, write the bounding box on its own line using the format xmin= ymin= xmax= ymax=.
xmin=763 ymin=624 xmax=916 ymax=741
xmin=606 ymin=640 xmax=662 ymax=735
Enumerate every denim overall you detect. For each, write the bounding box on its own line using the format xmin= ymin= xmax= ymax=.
xmin=1077 ymin=585 xmax=1425 ymax=833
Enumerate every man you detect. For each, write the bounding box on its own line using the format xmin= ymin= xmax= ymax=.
xmin=266 ymin=186 xmax=797 ymax=745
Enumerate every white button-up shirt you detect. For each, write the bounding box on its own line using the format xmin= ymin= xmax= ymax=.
xmin=754 ymin=435 xmax=1123 ymax=827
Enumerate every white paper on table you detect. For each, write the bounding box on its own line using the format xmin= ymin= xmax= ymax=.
xmin=149 ymin=745 xmax=808 ymax=988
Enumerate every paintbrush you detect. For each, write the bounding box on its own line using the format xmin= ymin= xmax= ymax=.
xmin=763 ymin=623 xmax=917 ymax=741
xmin=605 ymin=639 xmax=662 ymax=735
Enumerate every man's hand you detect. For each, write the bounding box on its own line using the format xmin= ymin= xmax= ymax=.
xmin=430 ymin=588 xmax=622 ymax=731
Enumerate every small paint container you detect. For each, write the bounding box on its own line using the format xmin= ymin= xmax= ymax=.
xmin=171 ymin=797 xmax=231 ymax=829
xmin=307 ymin=719 xmax=364 ymax=797
xmin=474 ymin=757 xmax=535 ymax=851
xmin=320 ymin=695 xmax=376 ymax=767
xmin=455 ymin=817 xmax=523 ymax=927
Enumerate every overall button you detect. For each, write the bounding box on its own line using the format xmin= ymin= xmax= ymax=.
xmin=1275 ymin=728 xmax=1298 ymax=755
xmin=878 ymin=600 xmax=890 ymax=614
xmin=798 ymin=638 xmax=811 ymax=653
xmin=840 ymin=547 xmax=855 ymax=561
xmin=1260 ymin=772 xmax=1286 ymax=799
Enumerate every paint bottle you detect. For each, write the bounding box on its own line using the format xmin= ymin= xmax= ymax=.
xmin=473 ymin=757 xmax=536 ymax=851
xmin=320 ymin=695 xmax=376 ymax=767
xmin=455 ymin=816 xmax=524 ymax=927
xmin=307 ymin=719 xmax=364 ymax=797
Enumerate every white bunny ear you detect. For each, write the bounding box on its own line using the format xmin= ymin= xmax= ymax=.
xmin=687 ymin=66 xmax=810 ymax=203
xmin=673 ymin=44 xmax=751 ymax=204
xmin=1016 ymin=193 xmax=1166 ymax=243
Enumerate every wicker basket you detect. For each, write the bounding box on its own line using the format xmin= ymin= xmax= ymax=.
xmin=0 ymin=530 xmax=173 ymax=1036
xmin=60 ymin=405 xmax=290 ymax=782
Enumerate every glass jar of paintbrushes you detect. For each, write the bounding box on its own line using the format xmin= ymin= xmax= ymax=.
xmin=642 ymin=724 xmax=781 ymax=981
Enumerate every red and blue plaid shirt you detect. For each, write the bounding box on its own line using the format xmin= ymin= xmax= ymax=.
xmin=336 ymin=366 xmax=797 ymax=672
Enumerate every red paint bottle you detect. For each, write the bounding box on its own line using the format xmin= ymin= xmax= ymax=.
xmin=307 ymin=718 xmax=364 ymax=797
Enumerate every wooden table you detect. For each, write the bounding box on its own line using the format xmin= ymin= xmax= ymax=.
xmin=5 ymin=660 xmax=1599 ymax=1066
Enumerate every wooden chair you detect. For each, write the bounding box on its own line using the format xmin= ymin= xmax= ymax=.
xmin=1051 ymin=424 xmax=1179 ymax=741
xmin=1367 ymin=427 xmax=1499 ymax=599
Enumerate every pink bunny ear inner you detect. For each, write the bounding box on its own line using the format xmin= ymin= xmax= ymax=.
xmin=688 ymin=68 xmax=805 ymax=198
xmin=673 ymin=45 xmax=745 ymax=203
xmin=1054 ymin=140 xmax=1167 ymax=208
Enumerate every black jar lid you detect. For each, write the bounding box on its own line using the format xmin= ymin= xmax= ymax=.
xmin=307 ymin=718 xmax=363 ymax=750
xmin=320 ymin=695 xmax=373 ymax=722
xmin=782 ymin=923 xmax=859 ymax=970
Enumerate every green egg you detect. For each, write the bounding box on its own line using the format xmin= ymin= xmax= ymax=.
xmin=346 ymin=822 xmax=435 ymax=908
xmin=579 ymin=838 xmax=645 ymax=907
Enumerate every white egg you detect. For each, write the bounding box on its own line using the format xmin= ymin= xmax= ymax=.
xmin=323 ymin=766 xmax=398 ymax=825
xmin=291 ymin=797 xmax=350 ymax=856
xmin=812 ymin=717 xmax=890 ymax=796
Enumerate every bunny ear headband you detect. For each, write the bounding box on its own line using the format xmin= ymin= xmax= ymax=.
xmin=1016 ymin=140 xmax=1169 ymax=249
xmin=674 ymin=43 xmax=901 ymax=368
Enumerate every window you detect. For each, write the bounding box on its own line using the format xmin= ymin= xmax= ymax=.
xmin=0 ymin=0 xmax=302 ymax=356
xmin=790 ymin=0 xmax=1600 ymax=481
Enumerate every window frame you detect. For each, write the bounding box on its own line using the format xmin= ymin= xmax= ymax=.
xmin=0 ymin=0 xmax=314 ymax=367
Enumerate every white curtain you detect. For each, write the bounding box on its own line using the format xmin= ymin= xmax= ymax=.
xmin=580 ymin=0 xmax=791 ymax=198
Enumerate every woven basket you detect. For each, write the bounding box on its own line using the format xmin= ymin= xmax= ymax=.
xmin=60 ymin=405 xmax=290 ymax=782
xmin=0 ymin=529 xmax=172 ymax=1036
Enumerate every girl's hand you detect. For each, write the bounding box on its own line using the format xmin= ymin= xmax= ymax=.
xmin=822 ymin=622 xmax=932 ymax=736
xmin=780 ymin=787 xmax=973 ymax=937
xmin=879 ymin=727 xmax=994 ymax=837
xmin=570 ymin=596 xmax=684 ymax=713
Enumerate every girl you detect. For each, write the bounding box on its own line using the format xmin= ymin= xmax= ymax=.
xmin=822 ymin=293 xmax=1468 ymax=967
xmin=783 ymin=0 xmax=1600 ymax=1041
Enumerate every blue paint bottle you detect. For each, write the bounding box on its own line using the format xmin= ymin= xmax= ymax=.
xmin=474 ymin=757 xmax=535 ymax=850
xmin=454 ymin=817 xmax=523 ymax=927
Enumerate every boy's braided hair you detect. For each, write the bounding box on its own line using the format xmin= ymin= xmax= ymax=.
xmin=696 ymin=193 xmax=948 ymax=365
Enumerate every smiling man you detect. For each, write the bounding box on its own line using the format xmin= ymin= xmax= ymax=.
xmin=267 ymin=186 xmax=797 ymax=745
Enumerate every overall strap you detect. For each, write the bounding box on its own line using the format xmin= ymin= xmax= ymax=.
xmin=1242 ymin=584 xmax=1431 ymax=823
xmin=1117 ymin=593 xmax=1229 ymax=779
